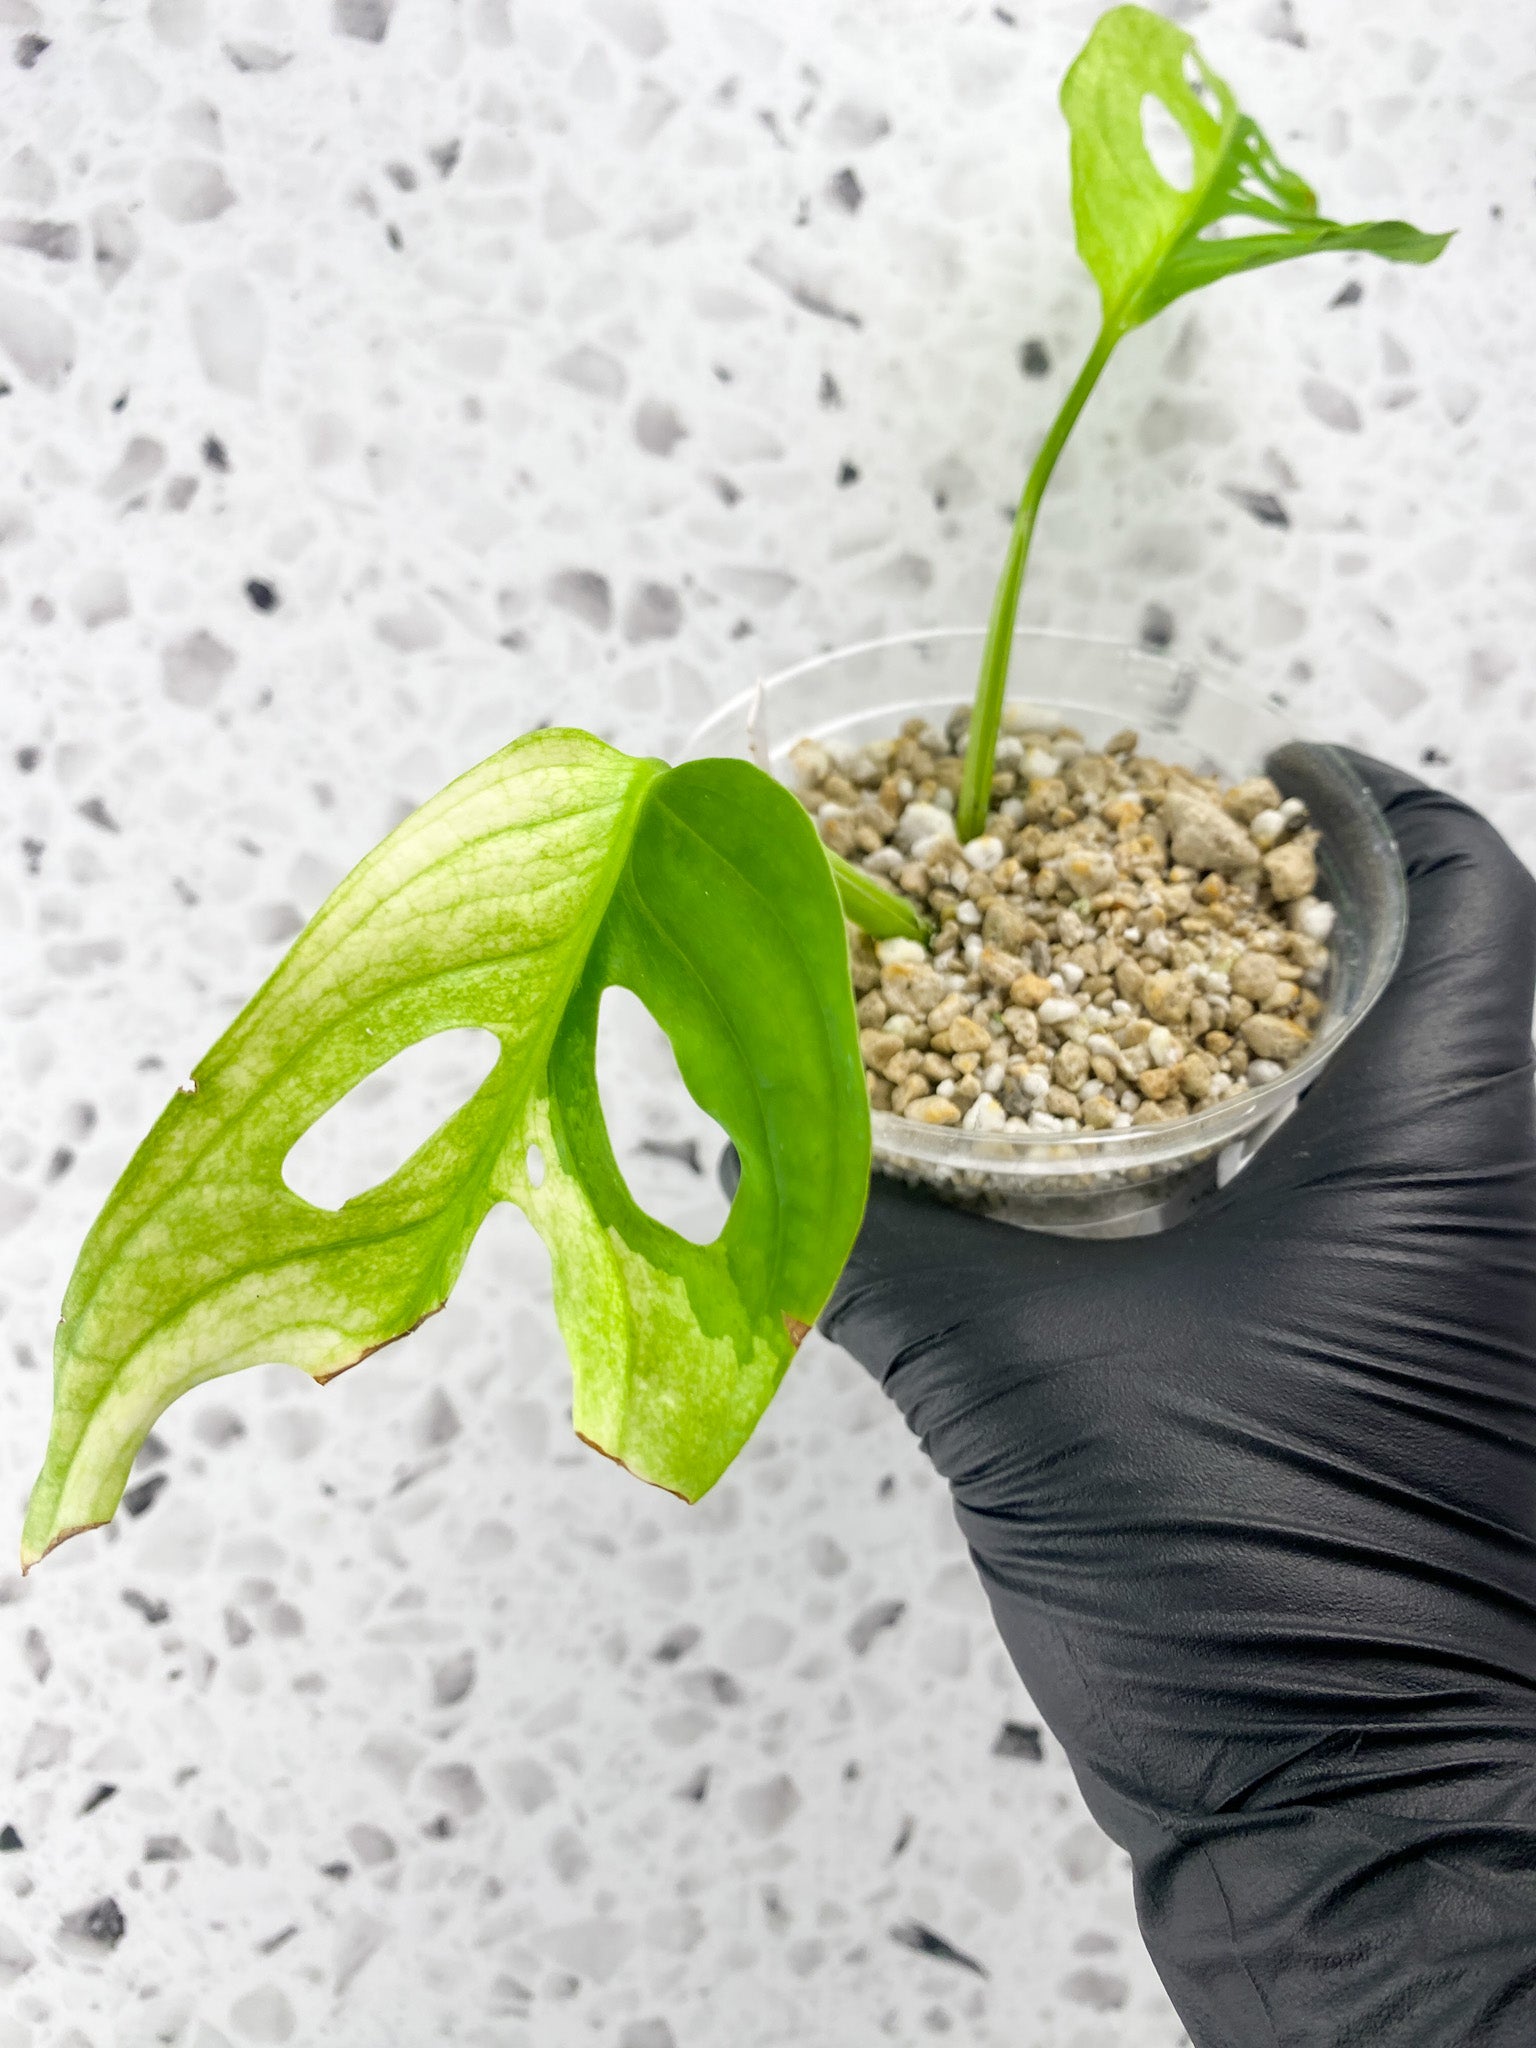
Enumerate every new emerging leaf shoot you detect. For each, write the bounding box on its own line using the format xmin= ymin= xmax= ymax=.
xmin=955 ymin=4 xmax=1452 ymax=840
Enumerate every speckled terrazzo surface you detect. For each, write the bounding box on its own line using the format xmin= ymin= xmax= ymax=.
xmin=1 ymin=2 xmax=1533 ymax=2043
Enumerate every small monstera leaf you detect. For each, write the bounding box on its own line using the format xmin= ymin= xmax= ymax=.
xmin=1063 ymin=6 xmax=1451 ymax=333
xmin=22 ymin=731 xmax=870 ymax=1569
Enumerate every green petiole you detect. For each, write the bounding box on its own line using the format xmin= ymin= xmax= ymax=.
xmin=830 ymin=847 xmax=932 ymax=943
xmin=956 ymin=322 xmax=1121 ymax=842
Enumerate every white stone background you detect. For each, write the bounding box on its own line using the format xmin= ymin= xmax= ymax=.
xmin=0 ymin=0 xmax=1533 ymax=2043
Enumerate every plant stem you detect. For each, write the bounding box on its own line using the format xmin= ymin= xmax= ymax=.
xmin=829 ymin=848 xmax=932 ymax=943
xmin=956 ymin=320 xmax=1123 ymax=841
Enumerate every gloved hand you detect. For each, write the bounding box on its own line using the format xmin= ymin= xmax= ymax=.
xmin=821 ymin=751 xmax=1536 ymax=2048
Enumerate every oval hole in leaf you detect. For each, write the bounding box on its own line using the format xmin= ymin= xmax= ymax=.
xmin=593 ymin=985 xmax=731 ymax=1248
xmin=282 ymin=1027 xmax=502 ymax=1212
xmin=1141 ymin=94 xmax=1194 ymax=193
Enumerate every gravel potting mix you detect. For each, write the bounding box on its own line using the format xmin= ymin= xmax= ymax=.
xmin=793 ymin=708 xmax=1335 ymax=1137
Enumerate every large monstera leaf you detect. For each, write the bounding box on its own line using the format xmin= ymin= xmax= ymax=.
xmin=22 ymin=731 xmax=870 ymax=1568
xmin=1062 ymin=6 xmax=1451 ymax=333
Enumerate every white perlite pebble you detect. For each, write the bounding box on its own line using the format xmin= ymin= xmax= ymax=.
xmin=895 ymin=801 xmax=956 ymax=853
xmin=1247 ymin=1059 xmax=1285 ymax=1085
xmin=1289 ymin=896 xmax=1337 ymax=941
xmin=1037 ymin=998 xmax=1079 ymax=1026
xmin=1147 ymin=1025 xmax=1180 ymax=1068
xmin=961 ymin=1092 xmax=1006 ymax=1131
xmin=876 ymin=937 xmax=928 ymax=968
xmin=1022 ymin=746 xmax=1061 ymax=779
xmin=961 ymin=834 xmax=1006 ymax=871
xmin=1249 ymin=807 xmax=1286 ymax=850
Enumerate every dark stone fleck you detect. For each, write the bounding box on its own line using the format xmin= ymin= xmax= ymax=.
xmin=992 ymin=1720 xmax=1044 ymax=1761
xmin=1421 ymin=745 xmax=1451 ymax=767
xmin=546 ymin=568 xmax=612 ymax=632
xmin=385 ymin=223 xmax=403 ymax=250
xmin=689 ymin=1668 xmax=741 ymax=1706
xmin=385 ymin=162 xmax=418 ymax=192
xmin=201 ymin=435 xmax=229 ymax=471
xmin=257 ymin=1923 xmax=299 ymax=1954
xmin=15 ymin=745 xmax=40 ymax=771
xmin=818 ymin=371 xmax=842 ymax=408
xmin=424 ymin=1814 xmax=454 ymax=1838
xmin=843 ymin=1760 xmax=860 ymax=1780
xmin=1020 ymin=337 xmax=1051 ymax=377
xmin=1330 ymin=279 xmax=1363 ymax=308
xmin=889 ymin=1921 xmax=988 ymax=1977
xmin=891 ymin=1816 xmax=914 ymax=1857
xmin=22 ymin=837 xmax=44 ymax=875
xmin=45 ymin=1147 xmax=73 ymax=1182
xmin=122 ymin=1588 xmax=170 ymax=1625
xmin=63 ymin=1898 xmax=125 ymax=1949
xmin=428 ymin=138 xmax=461 ymax=179
xmin=245 ymin=577 xmax=279 ymax=612
xmin=837 ymin=461 xmax=859 ymax=487
xmin=654 ymin=1623 xmax=701 ymax=1663
xmin=333 ymin=0 xmax=392 ymax=42
xmin=124 ymin=1472 xmax=169 ymax=1518
xmin=224 ymin=39 xmax=294 ymax=73
xmin=111 ymin=390 xmax=128 ymax=412
xmin=1062 ymin=1964 xmax=1130 ymax=2010
xmin=14 ymin=33 xmax=49 ymax=68
xmin=0 ymin=218 xmax=77 ymax=260
xmin=144 ymin=1834 xmax=189 ymax=1861
xmin=321 ymin=1860 xmax=351 ymax=1879
xmin=622 ymin=581 xmax=682 ymax=643
xmin=847 ymin=1599 xmax=905 ymax=1655
xmin=1140 ymin=601 xmax=1175 ymax=651
xmin=826 ymin=167 xmax=864 ymax=212
xmin=0 ymin=1825 xmax=22 ymax=1851
xmin=77 ymin=797 xmax=120 ymax=833
xmin=876 ymin=1474 xmax=895 ymax=1497
xmin=134 ymin=1429 xmax=170 ymax=1468
xmin=637 ymin=1137 xmax=702 ymax=1174
xmin=81 ymin=1784 xmax=118 ymax=1815
xmin=713 ymin=476 xmax=742 ymax=507
xmin=675 ymin=1766 xmax=709 ymax=1802
xmin=1221 ymin=485 xmax=1289 ymax=528
xmin=729 ymin=619 xmax=752 ymax=639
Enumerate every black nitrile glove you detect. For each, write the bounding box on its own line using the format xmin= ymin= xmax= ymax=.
xmin=822 ymin=751 xmax=1536 ymax=2047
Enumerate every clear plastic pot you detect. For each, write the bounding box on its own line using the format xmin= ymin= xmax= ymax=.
xmin=685 ymin=628 xmax=1407 ymax=1237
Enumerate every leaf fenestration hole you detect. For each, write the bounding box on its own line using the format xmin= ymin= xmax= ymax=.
xmin=525 ymin=1143 xmax=546 ymax=1189
xmin=283 ymin=1027 xmax=501 ymax=1212
xmin=594 ymin=985 xmax=731 ymax=1248
xmin=1141 ymin=94 xmax=1195 ymax=192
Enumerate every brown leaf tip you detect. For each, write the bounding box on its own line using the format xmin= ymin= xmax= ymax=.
xmin=20 ymin=1519 xmax=107 ymax=1575
xmin=783 ymin=1315 xmax=812 ymax=1348
xmin=575 ymin=1430 xmax=692 ymax=1503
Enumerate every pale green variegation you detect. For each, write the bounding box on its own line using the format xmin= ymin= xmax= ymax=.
xmin=956 ymin=3 xmax=1453 ymax=838
xmin=22 ymin=732 xmax=870 ymax=1568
